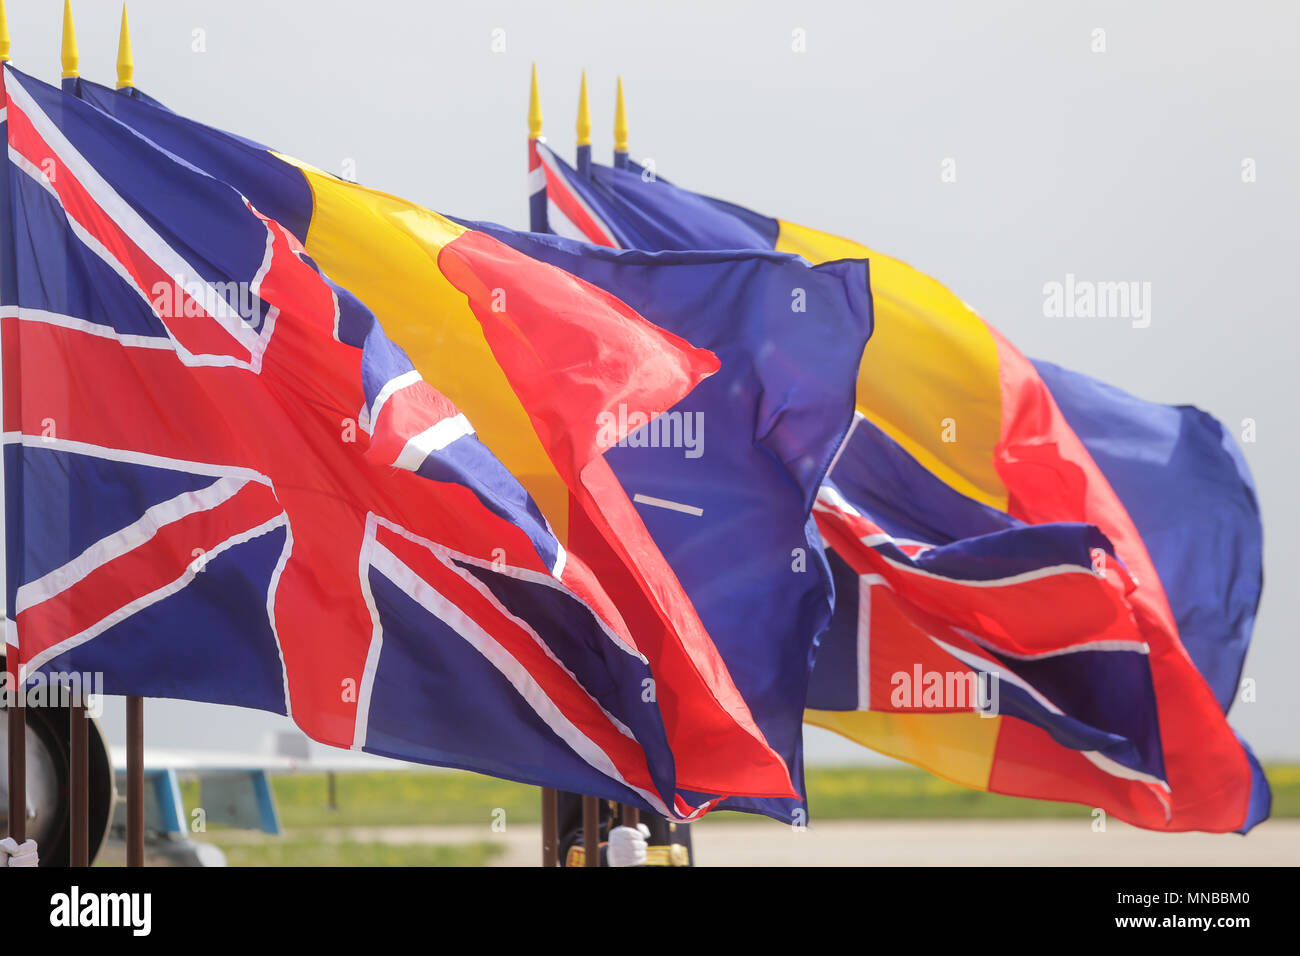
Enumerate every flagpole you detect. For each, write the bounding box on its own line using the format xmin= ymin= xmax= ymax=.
xmin=527 ymin=64 xmax=548 ymax=233
xmin=126 ymin=696 xmax=143 ymax=865
xmin=526 ymin=65 xmax=558 ymax=863
xmin=116 ymin=2 xmax=133 ymax=90
xmin=55 ymin=0 xmax=91 ymax=867
xmin=60 ymin=0 xmax=77 ymax=92
xmin=540 ymin=788 xmax=558 ymax=866
xmin=0 ymin=0 xmax=23 ymax=851
xmin=110 ymin=3 xmax=146 ymax=867
xmin=611 ymin=73 xmax=636 ymax=830
xmin=613 ymin=76 xmax=629 ymax=170
xmin=582 ymin=794 xmax=600 ymax=867
xmin=4 ymin=671 xmax=21 ymax=846
xmin=569 ymin=77 xmax=606 ymax=860
xmin=575 ymin=70 xmax=591 ymax=178
xmin=69 ymin=699 xmax=87 ymax=864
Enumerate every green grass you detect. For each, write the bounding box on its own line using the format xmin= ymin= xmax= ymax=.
xmin=262 ymin=771 xmax=545 ymax=828
xmin=1259 ymin=764 xmax=1300 ymax=817
xmin=799 ymin=767 xmax=1102 ymax=820
xmin=169 ymin=765 xmax=1297 ymax=864
xmin=214 ymin=838 xmax=503 ymax=867
xmin=198 ymin=764 xmax=1299 ymax=828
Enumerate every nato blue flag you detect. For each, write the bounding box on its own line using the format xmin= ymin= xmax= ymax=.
xmin=460 ymin=222 xmax=873 ymax=820
xmin=1033 ymin=360 xmax=1263 ymax=715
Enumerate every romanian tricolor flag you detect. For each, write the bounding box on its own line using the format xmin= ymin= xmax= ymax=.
xmin=530 ymin=141 xmax=1269 ymax=832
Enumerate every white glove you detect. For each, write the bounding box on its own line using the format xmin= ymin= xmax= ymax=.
xmin=0 ymin=837 xmax=38 ymax=867
xmin=607 ymin=823 xmax=650 ymax=867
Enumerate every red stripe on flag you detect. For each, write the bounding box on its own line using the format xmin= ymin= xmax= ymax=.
xmin=376 ymin=525 xmax=663 ymax=798
xmin=365 ymin=378 xmax=463 ymax=468
xmin=538 ymin=159 xmax=619 ymax=247
xmin=6 ymin=99 xmax=253 ymax=363
xmin=815 ymin=506 xmax=1143 ymax=659
xmin=17 ymin=480 xmax=282 ymax=665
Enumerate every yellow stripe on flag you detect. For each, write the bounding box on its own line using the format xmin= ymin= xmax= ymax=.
xmin=775 ymin=220 xmax=1008 ymax=511
xmin=805 ymin=709 xmax=999 ymax=791
xmin=278 ymin=155 xmax=569 ymax=538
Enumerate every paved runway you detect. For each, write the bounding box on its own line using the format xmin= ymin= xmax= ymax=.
xmin=308 ymin=819 xmax=1299 ymax=866
xmin=687 ymin=819 xmax=1299 ymax=867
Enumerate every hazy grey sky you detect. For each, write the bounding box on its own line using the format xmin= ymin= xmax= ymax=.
xmin=7 ymin=0 xmax=1296 ymax=760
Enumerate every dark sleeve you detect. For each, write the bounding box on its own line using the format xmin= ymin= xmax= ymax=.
xmin=556 ymin=792 xmax=612 ymax=867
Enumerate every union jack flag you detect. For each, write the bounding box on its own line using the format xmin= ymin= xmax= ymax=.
xmin=808 ymin=417 xmax=1178 ymax=823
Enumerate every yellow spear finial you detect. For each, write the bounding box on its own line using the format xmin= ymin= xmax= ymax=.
xmin=614 ymin=76 xmax=629 ymax=155
xmin=528 ymin=63 xmax=543 ymax=139
xmin=116 ymin=4 xmax=134 ymax=89
xmin=61 ymin=0 xmax=79 ymax=79
xmin=576 ymin=70 xmax=591 ymax=147
xmin=0 ymin=0 xmax=11 ymax=64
